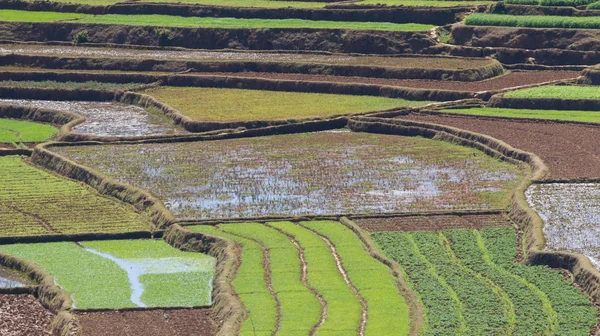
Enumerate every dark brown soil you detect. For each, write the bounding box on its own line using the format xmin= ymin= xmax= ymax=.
xmin=0 ymin=294 xmax=53 ymax=336
xmin=356 ymin=213 xmax=512 ymax=232
xmin=77 ymin=308 xmax=216 ymax=336
xmin=184 ymin=71 xmax=580 ymax=92
xmin=401 ymin=114 xmax=600 ymax=180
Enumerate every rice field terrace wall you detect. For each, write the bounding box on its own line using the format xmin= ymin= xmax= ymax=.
xmin=0 ymin=54 xmax=506 ymax=82
xmin=0 ymin=0 xmax=474 ymax=25
xmin=580 ymin=67 xmax=600 ymax=84
xmin=451 ymin=24 xmax=600 ymax=51
xmin=0 ymin=22 xmax=436 ymax=54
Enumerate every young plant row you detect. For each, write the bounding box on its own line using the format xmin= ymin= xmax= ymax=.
xmin=373 ymin=228 xmax=597 ymax=335
xmin=466 ymin=13 xmax=600 ymax=29
xmin=190 ymin=221 xmax=410 ymax=336
xmin=0 ymin=155 xmax=152 ymax=237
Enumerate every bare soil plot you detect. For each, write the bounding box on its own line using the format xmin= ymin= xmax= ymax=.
xmin=0 ymin=294 xmax=53 ymax=336
xmin=527 ymin=183 xmax=600 ymax=268
xmin=401 ymin=114 xmax=600 ymax=180
xmin=0 ymin=44 xmax=495 ymax=69
xmin=184 ymin=71 xmax=581 ymax=92
xmin=54 ymin=130 xmax=523 ymax=220
xmin=77 ymin=308 xmax=215 ymax=336
xmin=0 ymin=99 xmax=186 ymax=137
xmin=356 ymin=213 xmax=512 ymax=232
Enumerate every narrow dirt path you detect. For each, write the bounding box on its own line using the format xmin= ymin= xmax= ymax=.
xmin=265 ymin=224 xmax=327 ymax=336
xmin=299 ymin=223 xmax=368 ymax=336
xmin=215 ymin=227 xmax=281 ymax=336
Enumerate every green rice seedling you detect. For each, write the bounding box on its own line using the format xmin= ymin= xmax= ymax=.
xmin=465 ymin=13 xmax=600 ymax=29
xmin=441 ymin=107 xmax=600 ymax=123
xmin=143 ymin=87 xmax=430 ymax=122
xmin=188 ymin=225 xmax=277 ymax=335
xmin=587 ymin=1 xmax=600 ymax=9
xmin=504 ymin=85 xmax=600 ymax=99
xmin=0 ymin=156 xmax=152 ymax=236
xmin=301 ymin=220 xmax=410 ymax=336
xmin=481 ymin=228 xmax=597 ymax=335
xmin=0 ymin=10 xmax=86 ymax=22
xmin=0 ymin=119 xmax=58 ymax=144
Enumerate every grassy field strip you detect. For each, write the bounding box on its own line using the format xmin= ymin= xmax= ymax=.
xmin=444 ymin=229 xmax=556 ymax=334
xmin=143 ymin=87 xmax=431 ymax=122
xmin=481 ymin=228 xmax=598 ymax=334
xmin=268 ymin=221 xmax=362 ymax=335
xmin=0 ymin=240 xmax=215 ymax=309
xmin=301 ymin=220 xmax=411 ymax=336
xmin=0 ymin=156 xmax=152 ymax=237
xmin=189 ymin=225 xmax=278 ymax=336
xmin=0 ymin=10 xmax=435 ymax=31
xmin=465 ymin=13 xmax=600 ymax=29
xmin=504 ymin=85 xmax=600 ymax=99
xmin=219 ymin=223 xmax=321 ymax=335
xmin=0 ymin=119 xmax=58 ymax=145
xmin=441 ymin=107 xmax=600 ymax=123
xmin=372 ymin=232 xmax=466 ymax=335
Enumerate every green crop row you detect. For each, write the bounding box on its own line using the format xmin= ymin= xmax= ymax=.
xmin=505 ymin=0 xmax=596 ymax=6
xmin=373 ymin=228 xmax=597 ymax=335
xmin=0 ymin=239 xmax=215 ymax=309
xmin=504 ymin=85 xmax=600 ymax=100
xmin=191 ymin=221 xmax=410 ymax=335
xmin=587 ymin=1 xmax=600 ymax=9
xmin=442 ymin=107 xmax=600 ymax=123
xmin=465 ymin=13 xmax=600 ymax=29
xmin=0 ymin=10 xmax=434 ymax=31
xmin=143 ymin=87 xmax=429 ymax=122
xmin=0 ymin=118 xmax=58 ymax=144
xmin=0 ymin=155 xmax=152 ymax=236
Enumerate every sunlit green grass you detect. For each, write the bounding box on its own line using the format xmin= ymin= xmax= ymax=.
xmin=0 ymin=10 xmax=84 ymax=22
xmin=145 ymin=87 xmax=429 ymax=121
xmin=441 ymin=107 xmax=600 ymax=123
xmin=0 ymin=119 xmax=58 ymax=144
xmin=504 ymin=85 xmax=600 ymax=99
xmin=22 ymin=0 xmax=489 ymax=7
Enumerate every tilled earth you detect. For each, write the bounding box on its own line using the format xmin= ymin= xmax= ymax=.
xmin=77 ymin=308 xmax=216 ymax=336
xmin=0 ymin=294 xmax=53 ymax=336
xmin=401 ymin=114 xmax=600 ymax=180
xmin=356 ymin=212 xmax=512 ymax=232
xmin=184 ymin=71 xmax=580 ymax=92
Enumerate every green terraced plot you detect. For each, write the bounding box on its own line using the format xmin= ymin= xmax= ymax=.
xmin=0 ymin=119 xmax=58 ymax=144
xmin=465 ymin=13 xmax=600 ymax=29
xmin=0 ymin=10 xmax=434 ymax=31
xmin=190 ymin=221 xmax=410 ymax=335
xmin=0 ymin=156 xmax=152 ymax=236
xmin=504 ymin=85 xmax=600 ymax=99
xmin=55 ymin=131 xmax=524 ymax=219
xmin=441 ymin=107 xmax=600 ymax=123
xmin=0 ymin=240 xmax=215 ymax=309
xmin=144 ymin=87 xmax=428 ymax=122
xmin=373 ymin=228 xmax=598 ymax=335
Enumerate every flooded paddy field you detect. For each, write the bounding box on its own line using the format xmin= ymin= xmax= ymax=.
xmin=0 ymin=99 xmax=186 ymax=137
xmin=526 ymin=183 xmax=600 ymax=268
xmin=0 ymin=44 xmax=495 ymax=70
xmin=55 ymin=131 xmax=524 ymax=220
xmin=0 ymin=239 xmax=215 ymax=309
xmin=0 ymin=294 xmax=54 ymax=336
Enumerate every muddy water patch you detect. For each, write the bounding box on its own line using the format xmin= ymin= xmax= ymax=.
xmin=526 ymin=183 xmax=600 ymax=267
xmin=0 ymin=99 xmax=186 ymax=137
xmin=0 ymin=266 xmax=31 ymax=288
xmin=56 ymin=132 xmax=524 ymax=219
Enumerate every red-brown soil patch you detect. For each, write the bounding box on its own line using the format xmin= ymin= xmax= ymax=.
xmin=401 ymin=114 xmax=600 ymax=180
xmin=184 ymin=71 xmax=580 ymax=92
xmin=0 ymin=294 xmax=53 ymax=336
xmin=77 ymin=308 xmax=216 ymax=336
xmin=356 ymin=213 xmax=512 ymax=232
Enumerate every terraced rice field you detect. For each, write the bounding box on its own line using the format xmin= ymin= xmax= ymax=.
xmin=54 ymin=131 xmax=523 ymax=219
xmin=373 ymin=228 xmax=598 ymax=335
xmin=190 ymin=220 xmax=410 ymax=336
xmin=0 ymin=239 xmax=215 ymax=309
xmin=0 ymin=80 xmax=144 ymax=91
xmin=143 ymin=87 xmax=429 ymax=121
xmin=526 ymin=183 xmax=600 ymax=267
xmin=503 ymin=85 xmax=600 ymax=99
xmin=356 ymin=212 xmax=513 ymax=232
xmin=21 ymin=0 xmax=492 ymax=7
xmin=440 ymin=107 xmax=600 ymax=123
xmin=0 ymin=155 xmax=152 ymax=236
xmin=0 ymin=118 xmax=57 ymax=145
xmin=465 ymin=13 xmax=600 ymax=29
xmin=0 ymin=99 xmax=186 ymax=137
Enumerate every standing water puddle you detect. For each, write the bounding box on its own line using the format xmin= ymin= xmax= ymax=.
xmin=0 ymin=99 xmax=186 ymax=137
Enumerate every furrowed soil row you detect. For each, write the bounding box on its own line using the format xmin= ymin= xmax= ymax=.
xmin=356 ymin=213 xmax=513 ymax=232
